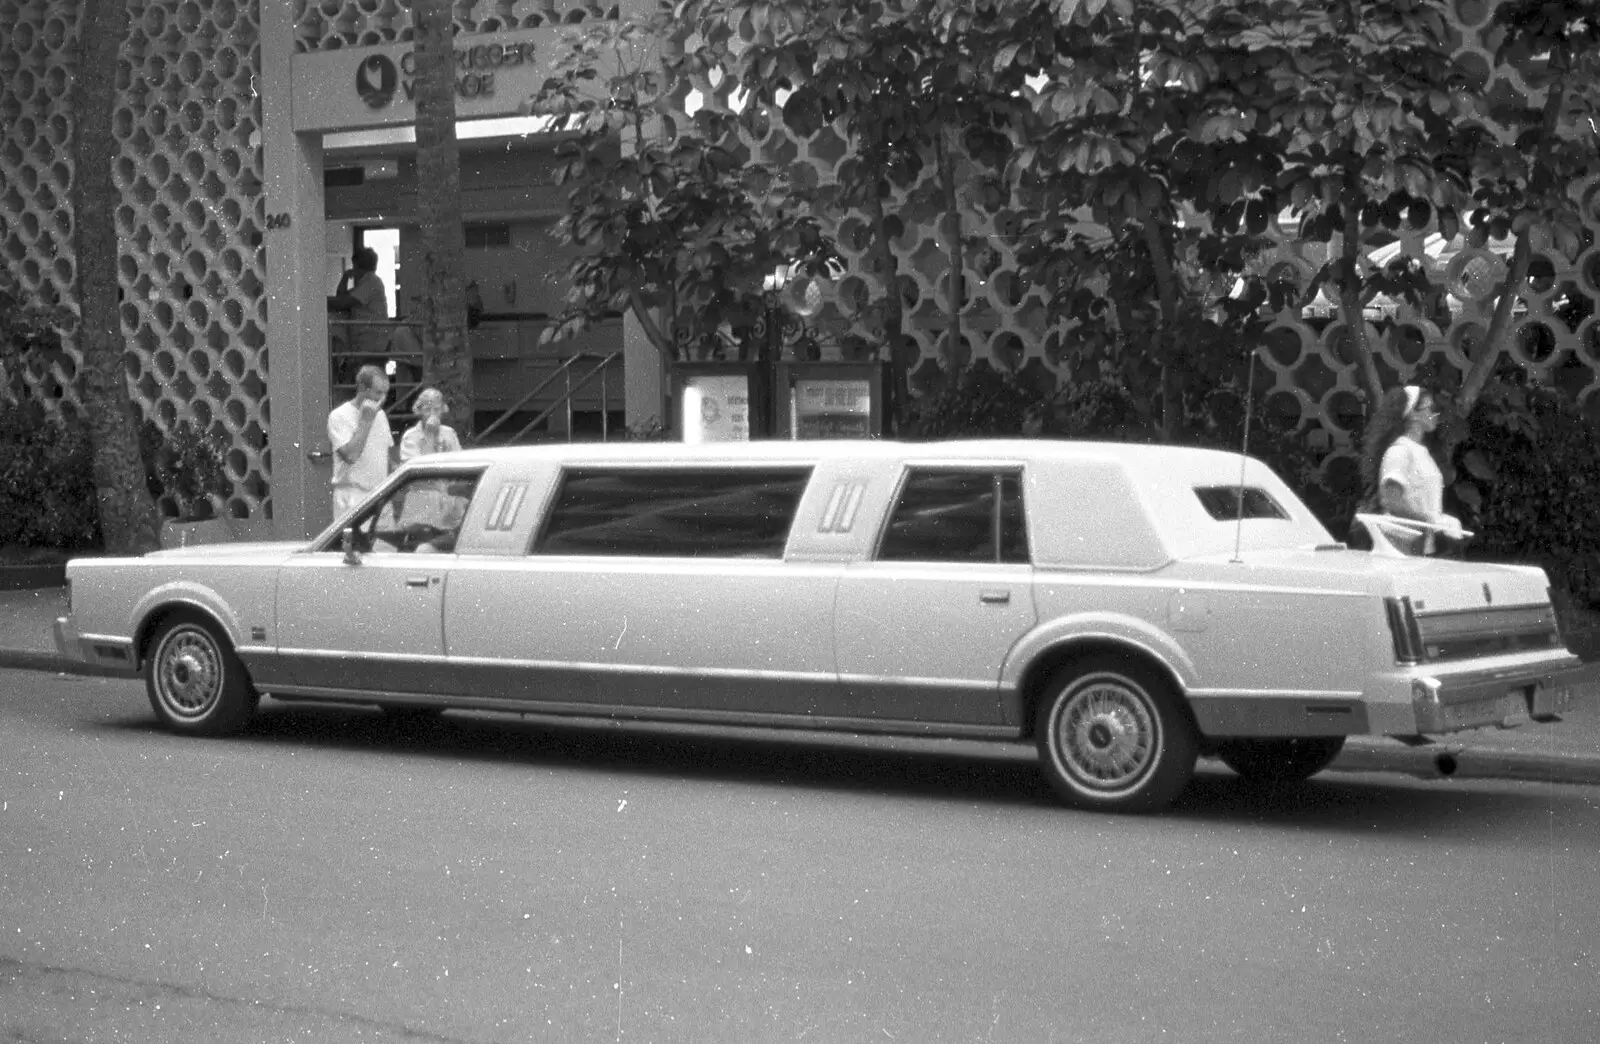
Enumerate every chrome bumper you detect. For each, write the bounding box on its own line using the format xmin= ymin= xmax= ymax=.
xmin=54 ymin=616 xmax=139 ymax=676
xmin=1410 ymin=656 xmax=1589 ymax=734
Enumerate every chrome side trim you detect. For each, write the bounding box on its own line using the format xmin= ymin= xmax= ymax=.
xmin=1187 ymin=687 xmax=1365 ymax=700
xmin=262 ymin=686 xmax=1023 ymax=740
xmin=837 ymin=672 xmax=995 ymax=692
xmin=275 ymin=649 xmax=830 ymax=685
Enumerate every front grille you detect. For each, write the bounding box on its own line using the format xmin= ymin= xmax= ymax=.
xmin=1414 ymin=605 xmax=1562 ymax=663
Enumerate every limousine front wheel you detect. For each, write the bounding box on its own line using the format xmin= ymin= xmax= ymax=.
xmin=1035 ymin=658 xmax=1197 ymax=812
xmin=146 ymin=612 xmax=260 ymax=737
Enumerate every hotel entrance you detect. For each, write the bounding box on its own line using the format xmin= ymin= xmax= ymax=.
xmin=259 ymin=10 xmax=659 ymax=538
xmin=322 ymin=143 xmax=625 ymax=447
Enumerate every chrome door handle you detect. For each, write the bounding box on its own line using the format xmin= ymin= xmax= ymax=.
xmin=979 ymin=590 xmax=1011 ymax=605
xmin=307 ymin=449 xmax=332 ymax=461
xmin=405 ymin=576 xmax=432 ymax=588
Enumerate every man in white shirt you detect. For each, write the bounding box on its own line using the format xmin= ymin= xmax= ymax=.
xmin=327 ymin=364 xmax=393 ymax=517
xmin=328 ymin=247 xmax=390 ymax=359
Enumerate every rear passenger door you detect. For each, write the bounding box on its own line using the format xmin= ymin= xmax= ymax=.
xmin=833 ymin=467 xmax=1035 ymax=727
xmin=443 ymin=465 xmax=841 ymax=719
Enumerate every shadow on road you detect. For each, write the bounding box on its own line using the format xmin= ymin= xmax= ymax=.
xmin=93 ymin=700 xmax=1590 ymax=830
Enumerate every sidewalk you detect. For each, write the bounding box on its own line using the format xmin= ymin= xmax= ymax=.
xmin=4 ymin=585 xmax=1599 ymax=787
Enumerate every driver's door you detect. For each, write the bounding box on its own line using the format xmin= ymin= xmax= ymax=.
xmin=275 ymin=469 xmax=481 ymax=696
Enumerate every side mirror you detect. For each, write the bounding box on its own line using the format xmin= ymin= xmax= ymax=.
xmin=341 ymin=526 xmax=361 ymax=565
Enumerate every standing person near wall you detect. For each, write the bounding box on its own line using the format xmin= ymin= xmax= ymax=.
xmin=328 ymin=246 xmax=388 ymax=322
xmin=327 ymin=246 xmax=391 ymax=365
xmin=328 ymin=364 xmax=393 ymax=517
xmin=1361 ymin=384 xmax=1465 ymax=555
xmin=399 ymin=387 xmax=461 ymax=462
xmin=394 ymin=387 xmax=466 ymax=551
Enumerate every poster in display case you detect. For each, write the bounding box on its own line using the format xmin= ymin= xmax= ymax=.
xmin=777 ymin=361 xmax=887 ymax=440
xmin=672 ymin=362 xmax=770 ymax=443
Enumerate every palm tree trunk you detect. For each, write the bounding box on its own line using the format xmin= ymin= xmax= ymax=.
xmin=864 ymin=181 xmax=909 ymax=434
xmin=936 ymin=128 xmax=964 ymax=372
xmin=411 ymin=0 xmax=473 ymax=436
xmin=71 ymin=0 xmax=161 ymax=554
xmin=1338 ymin=162 xmax=1383 ymax=405
xmin=1133 ymin=199 xmax=1180 ymax=442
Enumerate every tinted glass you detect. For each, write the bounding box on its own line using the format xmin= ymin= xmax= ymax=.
xmin=536 ymin=468 xmax=812 ymax=558
xmin=1194 ymin=485 xmax=1289 ymax=521
xmin=878 ymin=469 xmax=1028 ymax=563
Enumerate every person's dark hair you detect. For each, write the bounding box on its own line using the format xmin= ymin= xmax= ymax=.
xmin=353 ymin=246 xmax=379 ymax=272
xmin=1360 ymin=384 xmax=1432 ymax=507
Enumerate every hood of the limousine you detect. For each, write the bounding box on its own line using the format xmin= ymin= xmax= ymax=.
xmin=1173 ymin=546 xmax=1554 ymax=612
xmin=141 ymin=540 xmax=308 ymax=561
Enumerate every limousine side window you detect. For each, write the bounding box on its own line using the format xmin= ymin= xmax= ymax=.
xmin=336 ymin=471 xmax=483 ymax=555
xmin=534 ymin=467 xmax=813 ymax=558
xmin=877 ymin=469 xmax=1028 ymax=563
xmin=1193 ymin=485 xmax=1289 ymax=521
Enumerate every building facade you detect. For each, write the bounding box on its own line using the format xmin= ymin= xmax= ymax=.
xmin=1 ymin=0 xmax=1597 ymax=538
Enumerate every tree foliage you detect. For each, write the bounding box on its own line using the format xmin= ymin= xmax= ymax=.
xmin=528 ymin=3 xmax=839 ymax=364
xmin=685 ymin=0 xmax=1039 ymax=426
xmin=547 ymin=0 xmax=1598 ymax=450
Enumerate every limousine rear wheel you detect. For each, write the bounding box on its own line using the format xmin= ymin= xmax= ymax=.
xmin=1215 ymin=737 xmax=1346 ymax=785
xmin=1035 ymin=657 xmax=1197 ymax=812
xmin=145 ymin=612 xmax=259 ymax=737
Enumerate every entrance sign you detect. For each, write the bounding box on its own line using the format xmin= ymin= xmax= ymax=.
xmin=681 ymin=374 xmax=752 ymax=443
xmin=672 ymin=361 xmax=769 ymax=443
xmin=777 ymin=361 xmax=888 ymax=440
xmin=291 ymin=28 xmax=560 ymax=132
xmin=791 ymin=378 xmax=873 ymax=438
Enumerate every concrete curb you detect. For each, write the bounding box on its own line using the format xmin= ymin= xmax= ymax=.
xmin=1332 ymin=738 xmax=1600 ymax=787
xmin=0 ymin=649 xmax=131 ymax=679
xmin=0 ymin=564 xmax=66 ymax=591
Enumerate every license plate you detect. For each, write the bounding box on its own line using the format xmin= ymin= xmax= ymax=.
xmin=1499 ymin=689 xmax=1532 ymax=727
xmin=1439 ymin=691 xmax=1528 ymax=731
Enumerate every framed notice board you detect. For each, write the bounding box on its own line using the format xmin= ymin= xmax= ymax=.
xmin=671 ymin=361 xmax=771 ymax=442
xmin=776 ymin=361 xmax=888 ymax=439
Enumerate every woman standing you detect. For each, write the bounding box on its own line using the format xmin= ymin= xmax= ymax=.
xmin=1360 ymin=384 xmax=1464 ymax=555
xmin=399 ymin=387 xmax=461 ymax=462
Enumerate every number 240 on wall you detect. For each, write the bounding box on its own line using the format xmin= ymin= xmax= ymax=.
xmin=265 ymin=212 xmax=292 ymax=230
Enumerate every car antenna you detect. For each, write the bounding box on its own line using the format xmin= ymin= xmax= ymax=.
xmin=1230 ymin=343 xmax=1258 ymax=565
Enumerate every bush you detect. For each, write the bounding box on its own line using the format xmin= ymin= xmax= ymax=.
xmin=1449 ymin=377 xmax=1600 ymax=610
xmin=140 ymin=418 xmax=230 ymax=521
xmin=0 ymin=400 xmax=101 ymax=551
xmin=903 ymin=363 xmax=1050 ymax=438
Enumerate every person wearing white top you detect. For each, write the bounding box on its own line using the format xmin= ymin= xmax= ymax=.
xmin=395 ymin=387 xmax=466 ymax=552
xmin=327 ymin=364 xmax=393 ymax=517
xmin=1370 ymin=384 xmax=1464 ymax=555
xmin=398 ymin=386 xmax=462 ymax=462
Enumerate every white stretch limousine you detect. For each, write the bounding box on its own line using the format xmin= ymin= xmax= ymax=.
xmin=56 ymin=440 xmax=1588 ymax=811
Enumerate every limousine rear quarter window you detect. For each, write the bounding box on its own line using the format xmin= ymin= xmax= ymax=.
xmin=534 ymin=467 xmax=813 ymax=558
xmin=878 ymin=469 xmax=1028 ymax=563
xmin=1194 ymin=486 xmax=1289 ymax=521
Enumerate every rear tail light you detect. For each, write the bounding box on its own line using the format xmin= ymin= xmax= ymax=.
xmin=1385 ymin=596 xmax=1423 ymax=664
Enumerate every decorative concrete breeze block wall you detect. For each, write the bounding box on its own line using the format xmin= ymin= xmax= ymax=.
xmin=1 ymin=0 xmax=1596 ymax=524
xmin=1 ymin=0 xmax=269 ymax=521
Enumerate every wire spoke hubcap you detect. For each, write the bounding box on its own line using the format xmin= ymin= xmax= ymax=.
xmin=157 ymin=630 xmax=222 ymax=718
xmin=1057 ymin=681 xmax=1158 ymax=791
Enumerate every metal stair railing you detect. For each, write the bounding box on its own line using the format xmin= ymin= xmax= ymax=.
xmin=472 ymin=351 xmax=622 ymax=446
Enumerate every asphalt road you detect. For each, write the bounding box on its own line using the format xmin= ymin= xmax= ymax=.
xmin=3 ymin=667 xmax=1597 ymax=1044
